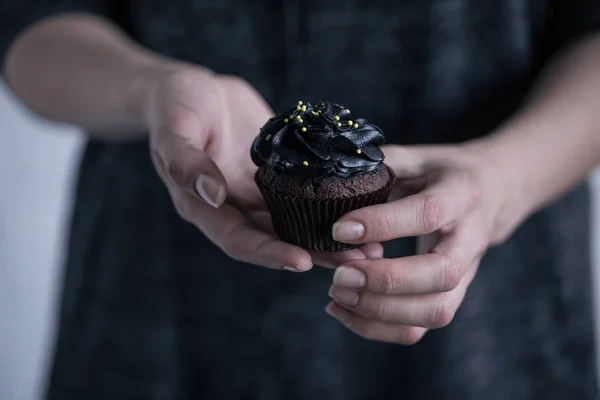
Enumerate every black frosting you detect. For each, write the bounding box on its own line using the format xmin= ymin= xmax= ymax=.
xmin=251 ymin=100 xmax=385 ymax=178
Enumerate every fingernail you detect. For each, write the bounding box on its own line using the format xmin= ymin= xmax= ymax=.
xmin=332 ymin=221 xmax=364 ymax=242
xmin=325 ymin=303 xmax=352 ymax=324
xmin=282 ymin=263 xmax=312 ymax=272
xmin=325 ymin=303 xmax=336 ymax=317
xmin=195 ymin=175 xmax=226 ymax=208
xmin=333 ymin=266 xmax=366 ymax=289
xmin=329 ymin=286 xmax=359 ymax=307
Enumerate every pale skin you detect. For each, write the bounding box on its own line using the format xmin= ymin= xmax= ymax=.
xmin=5 ymin=14 xmax=600 ymax=344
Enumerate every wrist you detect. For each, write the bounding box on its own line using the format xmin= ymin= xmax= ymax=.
xmin=133 ymin=61 xmax=216 ymax=134
xmin=129 ymin=62 xmax=176 ymax=133
xmin=462 ymin=127 xmax=533 ymax=243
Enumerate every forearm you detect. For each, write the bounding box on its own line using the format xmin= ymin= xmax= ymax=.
xmin=3 ymin=14 xmax=179 ymax=138
xmin=470 ymin=33 xmax=600 ymax=220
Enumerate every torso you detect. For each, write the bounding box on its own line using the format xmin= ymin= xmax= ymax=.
xmin=47 ymin=1 xmax=597 ymax=399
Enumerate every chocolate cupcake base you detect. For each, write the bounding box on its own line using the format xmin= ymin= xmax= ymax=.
xmin=256 ymin=165 xmax=395 ymax=251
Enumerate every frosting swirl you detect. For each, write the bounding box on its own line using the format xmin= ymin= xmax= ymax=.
xmin=251 ymin=100 xmax=385 ymax=178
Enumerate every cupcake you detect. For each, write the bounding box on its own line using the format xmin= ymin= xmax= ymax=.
xmin=251 ymin=100 xmax=395 ymax=251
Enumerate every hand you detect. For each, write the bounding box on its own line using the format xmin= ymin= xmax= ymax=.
xmin=144 ymin=67 xmax=381 ymax=270
xmin=325 ymin=144 xmax=521 ymax=343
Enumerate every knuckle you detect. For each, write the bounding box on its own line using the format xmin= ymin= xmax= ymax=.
xmin=438 ymin=256 xmax=462 ymax=292
xmin=370 ymin=299 xmax=390 ymax=320
xmin=396 ymin=327 xmax=426 ymax=346
xmin=167 ymin=106 xmax=200 ymax=136
xmin=426 ymin=298 xmax=456 ymax=329
xmin=377 ymin=269 xmax=403 ymax=295
xmin=421 ymin=194 xmax=442 ymax=232
xmin=452 ymin=169 xmax=480 ymax=207
xmin=166 ymin=159 xmax=191 ymax=187
xmin=375 ymin=210 xmax=398 ymax=239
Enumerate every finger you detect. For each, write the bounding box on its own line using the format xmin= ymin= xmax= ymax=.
xmin=312 ymin=243 xmax=384 ymax=269
xmin=332 ymin=170 xmax=478 ymax=244
xmin=311 ymin=248 xmax=366 ymax=269
xmin=152 ymin=131 xmax=227 ymax=208
xmin=325 ymin=302 xmax=428 ymax=345
xmin=332 ymin=253 xmax=462 ymax=294
xmin=331 ymin=218 xmax=485 ymax=293
xmin=328 ymin=285 xmax=461 ymax=329
xmin=328 ymin=286 xmax=454 ymax=328
xmin=379 ymin=144 xmax=427 ymax=178
xmin=430 ymin=216 xmax=489 ymax=266
xmin=247 ymin=210 xmax=380 ymax=268
xmin=329 ymin=258 xmax=476 ymax=328
xmin=359 ymin=242 xmax=385 ymax=259
xmin=176 ymin=191 xmax=312 ymax=271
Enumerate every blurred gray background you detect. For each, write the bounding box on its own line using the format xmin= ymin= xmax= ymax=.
xmin=1 ymin=80 xmax=600 ymax=399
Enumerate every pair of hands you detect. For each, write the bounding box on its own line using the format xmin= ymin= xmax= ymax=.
xmin=144 ymin=68 xmax=521 ymax=344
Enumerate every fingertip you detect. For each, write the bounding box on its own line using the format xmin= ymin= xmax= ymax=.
xmin=332 ymin=220 xmax=365 ymax=243
xmin=325 ymin=301 xmax=335 ymax=316
xmin=284 ymin=247 xmax=313 ymax=272
xmin=325 ymin=301 xmax=341 ymax=318
xmin=195 ymin=174 xmax=227 ymax=208
xmin=282 ymin=261 xmax=313 ymax=272
xmin=359 ymin=242 xmax=384 ymax=259
xmin=397 ymin=327 xmax=428 ymax=346
xmin=325 ymin=301 xmax=352 ymax=324
xmin=311 ymin=248 xmax=366 ymax=269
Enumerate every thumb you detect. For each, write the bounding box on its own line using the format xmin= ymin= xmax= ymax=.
xmin=153 ymin=134 xmax=228 ymax=208
xmin=380 ymin=145 xmax=427 ymax=178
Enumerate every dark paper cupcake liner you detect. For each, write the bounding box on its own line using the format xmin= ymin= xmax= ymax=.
xmin=257 ymin=172 xmax=395 ymax=252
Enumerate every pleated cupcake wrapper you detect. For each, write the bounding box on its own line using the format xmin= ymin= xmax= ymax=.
xmin=257 ymin=182 xmax=393 ymax=252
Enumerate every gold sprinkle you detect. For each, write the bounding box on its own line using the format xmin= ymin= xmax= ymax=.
xmin=284 ymin=118 xmax=289 ymax=123
xmin=348 ymin=120 xmax=353 ymax=126
xmin=302 ymin=105 xmax=307 ymax=112
xmin=296 ymin=115 xmax=302 ymax=120
xmin=301 ymin=127 xmax=307 ymax=132
xmin=298 ymin=100 xmax=303 ymax=105
xmin=311 ymin=111 xmax=318 ymax=116
xmin=334 ymin=115 xmax=340 ymax=121
xmin=356 ymin=149 xmax=362 ymax=154
xmin=353 ymin=123 xmax=359 ymax=128
xmin=298 ymin=118 xmax=304 ymax=123
xmin=266 ymin=134 xmax=272 ymax=141
xmin=346 ymin=109 xmax=351 ymax=113
xmin=302 ymin=160 xmax=309 ymax=166
xmin=297 ymin=105 xmax=302 ymax=110
xmin=337 ymin=122 xmax=342 ymax=127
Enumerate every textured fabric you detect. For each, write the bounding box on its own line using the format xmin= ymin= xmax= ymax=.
xmin=1 ymin=1 xmax=599 ymax=399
